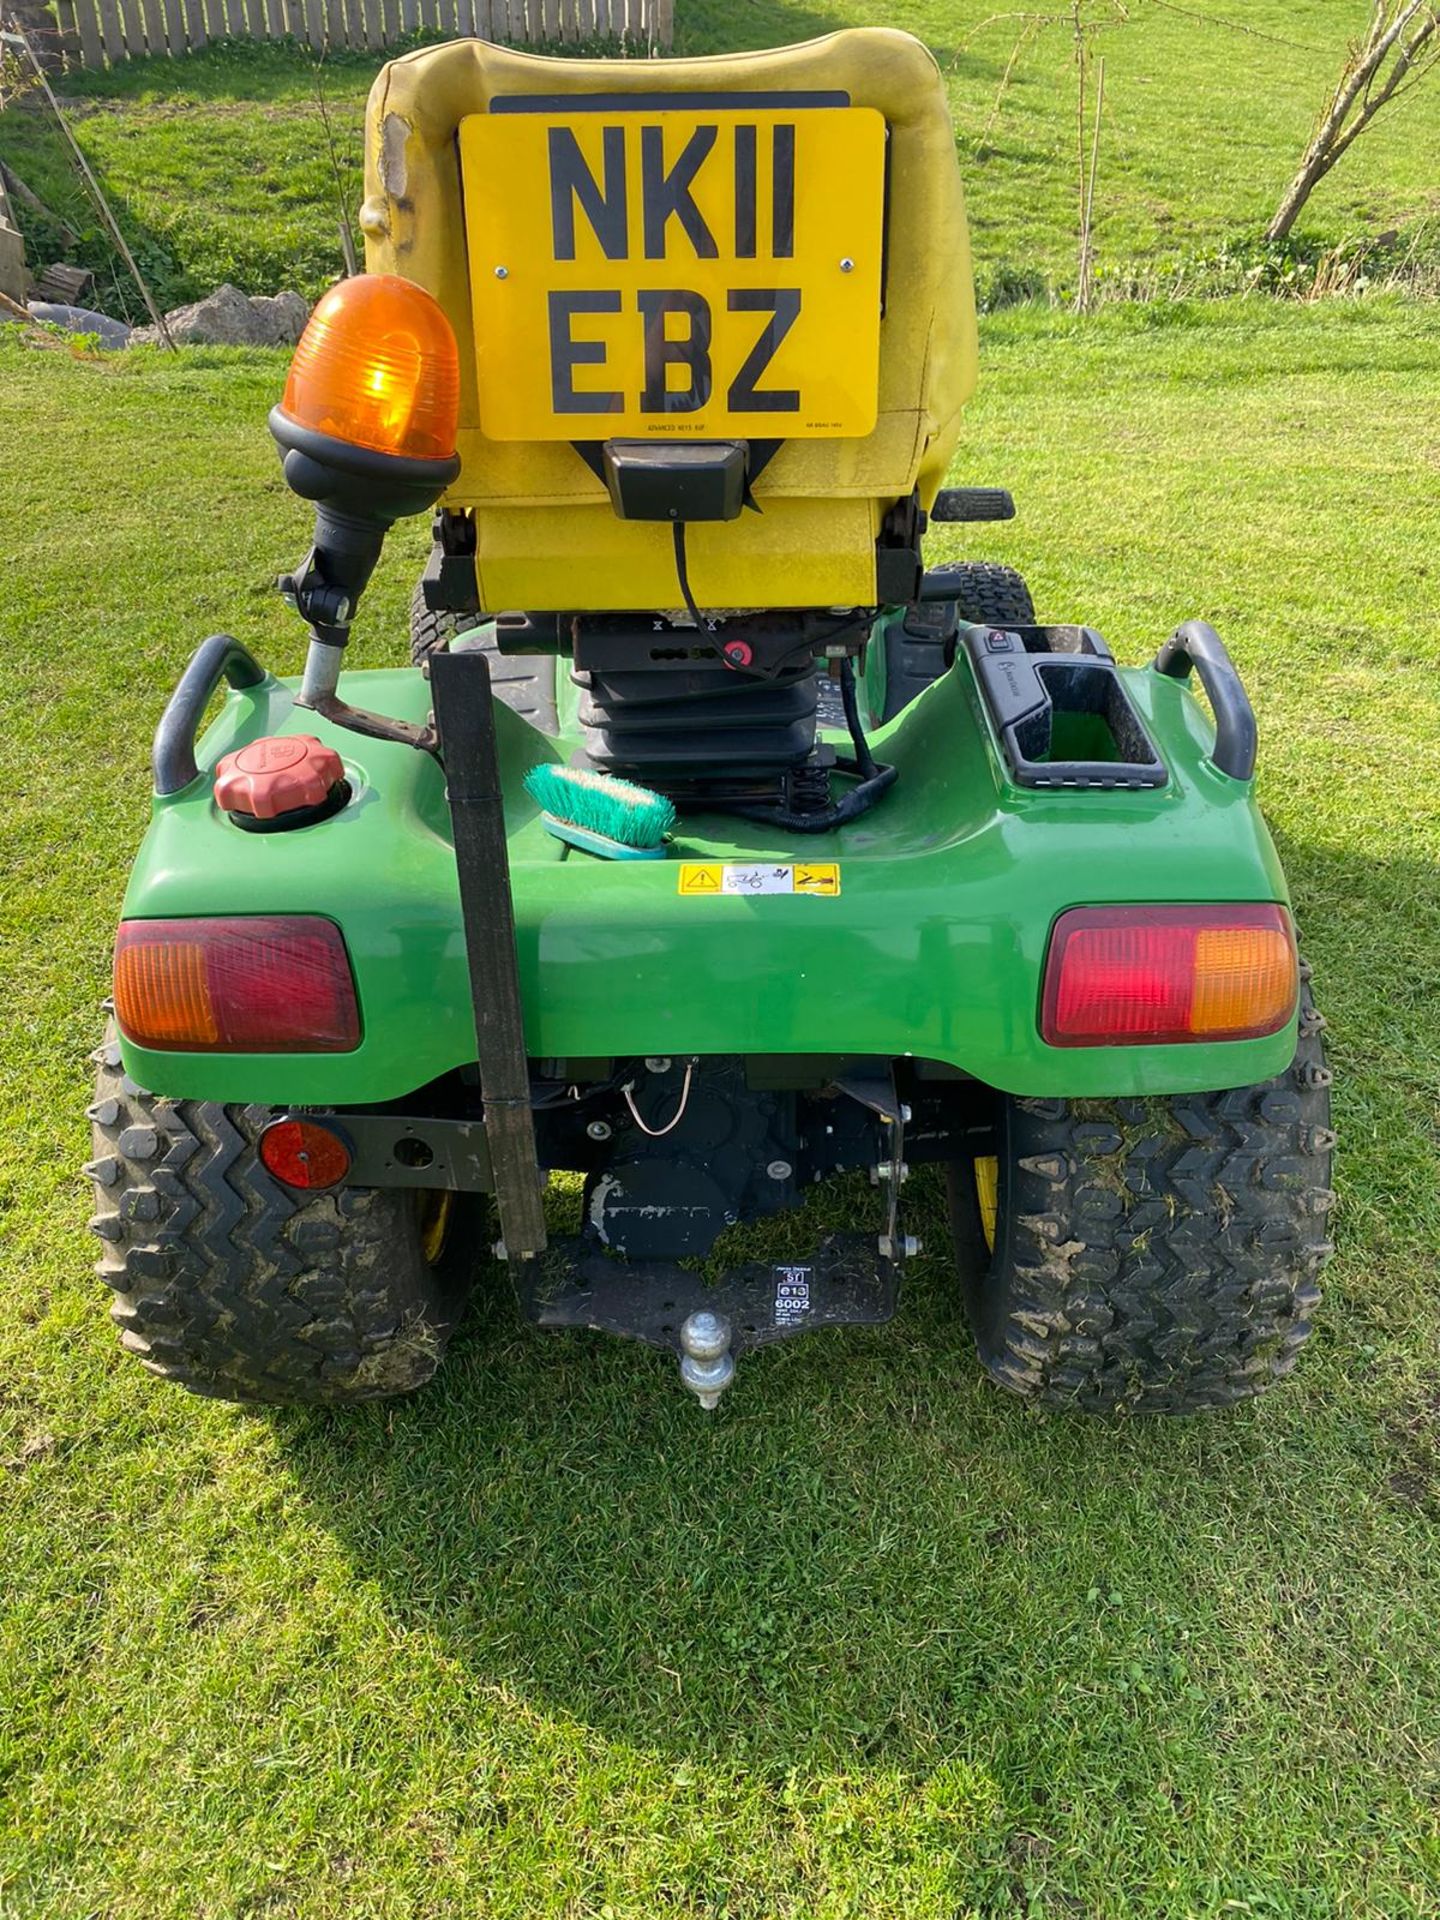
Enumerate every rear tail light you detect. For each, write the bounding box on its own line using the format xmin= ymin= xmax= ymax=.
xmin=1041 ymin=904 xmax=1297 ymax=1047
xmin=258 ymin=1117 xmax=352 ymax=1191
xmin=114 ymin=916 xmax=360 ymax=1053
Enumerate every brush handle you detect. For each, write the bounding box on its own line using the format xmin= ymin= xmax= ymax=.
xmin=541 ymin=813 xmax=669 ymax=861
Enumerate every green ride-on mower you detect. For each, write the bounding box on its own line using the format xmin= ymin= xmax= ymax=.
xmin=87 ymin=29 xmax=1334 ymax=1414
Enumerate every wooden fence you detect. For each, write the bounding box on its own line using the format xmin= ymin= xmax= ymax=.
xmin=47 ymin=0 xmax=673 ymax=68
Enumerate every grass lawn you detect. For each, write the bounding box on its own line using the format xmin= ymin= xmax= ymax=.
xmin=1 ymin=1 xmax=1438 ymax=317
xmin=2 ymin=294 xmax=1438 ymax=1917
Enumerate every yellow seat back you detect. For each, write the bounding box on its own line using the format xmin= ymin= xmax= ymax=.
xmin=361 ymin=29 xmax=978 ymax=613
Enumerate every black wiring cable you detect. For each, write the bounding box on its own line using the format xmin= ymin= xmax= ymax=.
xmin=664 ymin=526 xmax=893 ymax=829
xmin=839 ymin=651 xmax=879 ymax=780
xmin=720 ymin=659 xmax=896 ymax=833
xmin=672 ymin=520 xmax=879 ymax=673
xmin=671 ymin=521 xmax=706 ymax=631
xmin=528 ymin=1069 xmax=626 ymax=1111
xmin=748 ymin=605 xmax=882 ymax=680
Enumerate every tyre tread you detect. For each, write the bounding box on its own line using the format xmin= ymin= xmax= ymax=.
xmin=85 ymin=1025 xmax=469 ymax=1406
xmin=881 ymin=561 xmax=1035 ymax=721
xmin=954 ymin=982 xmax=1335 ymax=1413
xmin=409 ymin=585 xmax=558 ymax=734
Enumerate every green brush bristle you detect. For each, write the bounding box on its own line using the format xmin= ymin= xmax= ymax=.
xmin=523 ymin=763 xmax=676 ymax=850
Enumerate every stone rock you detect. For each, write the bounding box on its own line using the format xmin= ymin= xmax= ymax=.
xmin=247 ymin=290 xmax=312 ymax=344
xmin=130 ymin=283 xmax=310 ymax=347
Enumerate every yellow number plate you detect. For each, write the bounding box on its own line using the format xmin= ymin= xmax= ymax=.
xmin=459 ymin=105 xmax=886 ymax=442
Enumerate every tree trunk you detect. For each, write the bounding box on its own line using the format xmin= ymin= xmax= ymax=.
xmin=1265 ymin=2 xmax=1439 ymax=245
xmin=1267 ymin=148 xmax=1341 ymax=245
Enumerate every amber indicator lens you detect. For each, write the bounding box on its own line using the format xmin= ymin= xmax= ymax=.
xmin=279 ymin=274 xmax=461 ymax=461
xmin=1042 ymin=904 xmax=1297 ymax=1047
xmin=114 ymin=916 xmax=361 ymax=1053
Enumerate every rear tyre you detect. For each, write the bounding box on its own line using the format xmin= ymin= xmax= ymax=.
xmin=948 ymin=979 xmax=1335 ymax=1413
xmin=409 ymin=582 xmax=558 ymax=734
xmin=881 ymin=560 xmax=1035 ymax=721
xmin=85 ymin=1024 xmax=480 ymax=1407
xmin=409 ymin=584 xmax=462 ymax=666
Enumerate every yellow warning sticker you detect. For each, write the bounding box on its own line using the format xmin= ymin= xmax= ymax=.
xmin=677 ymin=863 xmax=841 ymax=898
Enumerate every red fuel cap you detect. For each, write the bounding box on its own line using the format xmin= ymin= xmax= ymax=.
xmin=214 ymin=735 xmax=345 ymax=820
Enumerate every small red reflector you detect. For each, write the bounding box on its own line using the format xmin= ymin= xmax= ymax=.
xmin=114 ymin=916 xmax=360 ymax=1053
xmin=1042 ymin=904 xmax=1297 ymax=1047
xmin=258 ymin=1118 xmax=352 ymax=1191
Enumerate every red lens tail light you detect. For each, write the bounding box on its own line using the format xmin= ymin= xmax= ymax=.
xmin=1042 ymin=904 xmax=1297 ymax=1047
xmin=114 ymin=917 xmax=360 ymax=1053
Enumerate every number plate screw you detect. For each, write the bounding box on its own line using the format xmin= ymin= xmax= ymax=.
xmin=494 ymin=265 xmax=509 ymax=279
xmin=839 ymin=257 xmax=855 ymax=273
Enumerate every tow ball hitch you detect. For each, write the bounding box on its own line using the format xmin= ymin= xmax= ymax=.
xmin=509 ymin=1075 xmax=916 ymax=1407
xmin=678 ymin=1311 xmax=735 ymax=1410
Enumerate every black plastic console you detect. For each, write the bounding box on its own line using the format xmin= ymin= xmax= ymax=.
xmin=962 ymin=624 xmax=1167 ymax=791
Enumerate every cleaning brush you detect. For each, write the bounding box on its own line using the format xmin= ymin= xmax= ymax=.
xmin=523 ymin=763 xmax=676 ymax=861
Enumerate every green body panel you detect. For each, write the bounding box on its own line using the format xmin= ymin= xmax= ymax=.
xmin=118 ymin=638 xmax=1296 ymax=1106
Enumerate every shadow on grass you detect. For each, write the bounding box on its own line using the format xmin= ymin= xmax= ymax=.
xmin=0 ymin=100 xmax=183 ymax=322
xmin=1271 ymin=826 xmax=1440 ymax=1119
xmin=275 ymin=1252 xmax=1167 ymax=1774
xmin=264 ymin=836 xmax=1434 ymax=1794
xmin=263 ymin=818 xmax=1440 ymax=1829
xmin=0 ymin=55 xmax=363 ymax=316
xmin=674 ymin=0 xmax=851 ymax=56
xmin=47 ymin=37 xmax=385 ymax=105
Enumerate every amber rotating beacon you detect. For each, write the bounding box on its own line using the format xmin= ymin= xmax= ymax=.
xmin=268 ymin=274 xmax=462 ymax=706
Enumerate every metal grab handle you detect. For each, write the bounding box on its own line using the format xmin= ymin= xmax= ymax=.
xmin=1153 ymin=619 xmax=1257 ymax=782
xmin=152 ymin=634 xmax=269 ymax=795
